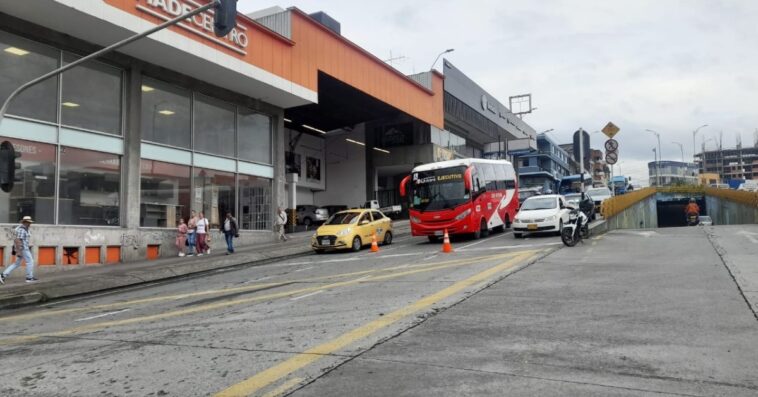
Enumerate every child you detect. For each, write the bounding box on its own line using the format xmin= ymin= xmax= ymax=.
xmin=176 ymin=218 xmax=188 ymax=257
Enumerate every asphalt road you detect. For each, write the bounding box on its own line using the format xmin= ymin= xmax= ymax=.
xmin=0 ymin=229 xmax=558 ymax=396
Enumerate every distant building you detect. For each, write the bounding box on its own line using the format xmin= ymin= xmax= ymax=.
xmin=699 ymin=173 xmax=720 ymax=186
xmin=590 ymin=149 xmax=610 ymax=187
xmin=696 ymin=146 xmax=758 ymax=182
xmin=517 ymin=133 xmax=572 ymax=192
xmin=648 ymin=161 xmax=699 ymax=186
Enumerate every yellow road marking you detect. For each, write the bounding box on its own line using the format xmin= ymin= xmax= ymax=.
xmin=0 ymin=251 xmax=536 ymax=347
xmin=214 ymin=252 xmax=536 ymax=397
xmin=0 ymin=252 xmax=522 ymax=323
xmin=261 ymin=377 xmax=304 ymax=397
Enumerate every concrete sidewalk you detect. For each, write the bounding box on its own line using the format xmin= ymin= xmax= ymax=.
xmin=0 ymin=221 xmax=410 ymax=309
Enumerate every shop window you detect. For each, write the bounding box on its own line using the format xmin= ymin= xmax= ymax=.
xmin=0 ymin=31 xmax=59 ymax=123
xmin=140 ymin=159 xmax=191 ymax=228
xmin=194 ymin=95 xmax=235 ymax=157
xmin=61 ymin=54 xmax=123 ymax=135
xmin=239 ymin=174 xmax=272 ymax=230
xmin=141 ymin=77 xmax=191 ymax=148
xmin=238 ymin=109 xmax=272 ymax=164
xmin=0 ymin=138 xmax=56 ymax=224
xmin=193 ymin=168 xmax=235 ymax=229
xmin=58 ymin=147 xmax=121 ymax=226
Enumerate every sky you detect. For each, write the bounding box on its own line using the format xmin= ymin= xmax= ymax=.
xmin=239 ymin=0 xmax=758 ymax=185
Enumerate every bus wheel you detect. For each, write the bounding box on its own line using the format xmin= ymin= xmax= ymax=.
xmin=505 ymin=215 xmax=512 ymax=229
xmin=428 ymin=235 xmax=440 ymax=243
xmin=480 ymin=219 xmax=490 ymax=238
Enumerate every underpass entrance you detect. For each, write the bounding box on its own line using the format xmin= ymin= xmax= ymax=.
xmin=657 ymin=197 xmax=706 ymax=227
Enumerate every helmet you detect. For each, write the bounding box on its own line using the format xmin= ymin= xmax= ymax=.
xmin=690 ymin=198 xmax=696 ymax=203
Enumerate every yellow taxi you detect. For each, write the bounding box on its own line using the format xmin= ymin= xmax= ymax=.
xmin=311 ymin=209 xmax=393 ymax=253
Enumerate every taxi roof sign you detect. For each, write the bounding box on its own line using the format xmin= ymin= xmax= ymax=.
xmin=602 ymin=122 xmax=620 ymax=139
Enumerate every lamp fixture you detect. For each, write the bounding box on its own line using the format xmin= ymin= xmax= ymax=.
xmin=141 ymin=85 xmax=155 ymax=92
xmin=302 ymin=124 xmax=327 ymax=134
xmin=373 ymin=147 xmax=390 ymax=154
xmin=62 ymin=102 xmax=80 ymax=108
xmin=283 ymin=118 xmax=292 ymax=123
xmin=4 ymin=47 xmax=29 ymax=56
xmin=158 ymin=110 xmax=175 ymax=116
xmin=346 ymin=138 xmax=365 ymax=146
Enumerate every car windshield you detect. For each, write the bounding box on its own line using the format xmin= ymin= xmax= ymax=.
xmin=520 ymin=197 xmax=557 ymax=210
xmin=325 ymin=212 xmax=361 ymax=225
xmin=410 ymin=166 xmax=469 ymax=211
xmin=564 ymin=194 xmax=582 ymax=203
xmin=588 ymin=188 xmax=611 ymax=197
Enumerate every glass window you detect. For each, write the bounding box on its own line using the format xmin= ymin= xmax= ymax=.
xmin=238 ymin=109 xmax=271 ymax=164
xmin=0 ymin=32 xmax=59 ymax=123
xmin=61 ymin=54 xmax=123 ymax=135
xmin=141 ymin=78 xmax=191 ymax=148
xmin=0 ymin=138 xmax=56 ymax=224
xmin=194 ymin=168 xmax=235 ymax=229
xmin=58 ymin=147 xmax=120 ymax=225
xmin=140 ymin=160 xmax=191 ymax=228
xmin=194 ymin=95 xmax=235 ymax=157
xmin=239 ymin=174 xmax=272 ymax=230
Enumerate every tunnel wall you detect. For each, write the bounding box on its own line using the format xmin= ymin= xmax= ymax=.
xmin=705 ymin=196 xmax=758 ymax=225
xmin=606 ymin=195 xmax=658 ymax=230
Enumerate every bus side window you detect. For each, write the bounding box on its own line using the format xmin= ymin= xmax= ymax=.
xmin=505 ymin=180 xmax=516 ymax=189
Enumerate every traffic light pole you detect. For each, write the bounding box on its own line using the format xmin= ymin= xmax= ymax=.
xmin=0 ymin=0 xmax=220 ymax=129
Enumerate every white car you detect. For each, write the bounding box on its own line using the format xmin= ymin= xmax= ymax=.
xmin=512 ymin=195 xmax=571 ymax=238
xmin=587 ymin=187 xmax=612 ymax=207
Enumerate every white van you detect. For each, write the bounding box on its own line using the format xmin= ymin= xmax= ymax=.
xmin=738 ymin=181 xmax=758 ymax=192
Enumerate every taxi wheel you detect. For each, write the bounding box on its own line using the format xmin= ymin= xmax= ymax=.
xmin=314 ymin=249 xmax=325 ymax=255
xmin=383 ymin=231 xmax=393 ymax=245
xmin=351 ymin=236 xmax=362 ymax=252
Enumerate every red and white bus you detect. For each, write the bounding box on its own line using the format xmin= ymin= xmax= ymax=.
xmin=400 ymin=159 xmax=519 ymax=241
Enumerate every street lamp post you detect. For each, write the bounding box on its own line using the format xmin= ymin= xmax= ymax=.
xmin=430 ymin=49 xmax=454 ymax=71
xmin=692 ymin=124 xmax=708 ymax=162
xmin=646 ymin=129 xmax=662 ymax=186
xmin=672 ymin=141 xmax=684 ymax=162
xmin=652 ymin=148 xmax=658 ymax=186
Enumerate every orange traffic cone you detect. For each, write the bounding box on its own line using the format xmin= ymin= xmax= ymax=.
xmin=442 ymin=229 xmax=453 ymax=253
xmin=370 ymin=232 xmax=380 ymax=252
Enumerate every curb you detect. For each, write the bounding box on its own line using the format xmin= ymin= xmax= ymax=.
xmin=0 ymin=229 xmax=412 ymax=310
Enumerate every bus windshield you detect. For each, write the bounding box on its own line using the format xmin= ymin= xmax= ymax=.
xmin=410 ymin=166 xmax=469 ymax=211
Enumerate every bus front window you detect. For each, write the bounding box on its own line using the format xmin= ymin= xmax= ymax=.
xmin=410 ymin=167 xmax=469 ymax=211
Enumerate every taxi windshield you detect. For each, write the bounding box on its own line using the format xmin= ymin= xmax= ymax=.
xmin=325 ymin=212 xmax=361 ymax=225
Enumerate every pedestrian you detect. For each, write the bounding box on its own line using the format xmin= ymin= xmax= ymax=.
xmin=221 ymin=212 xmax=239 ymax=255
xmin=276 ymin=207 xmax=289 ymax=241
xmin=196 ymin=211 xmax=210 ymax=256
xmin=176 ymin=218 xmax=188 ymax=257
xmin=187 ymin=210 xmax=198 ymax=256
xmin=0 ymin=216 xmax=38 ymax=284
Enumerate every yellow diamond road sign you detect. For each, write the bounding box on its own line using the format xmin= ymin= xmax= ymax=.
xmin=602 ymin=122 xmax=620 ymax=139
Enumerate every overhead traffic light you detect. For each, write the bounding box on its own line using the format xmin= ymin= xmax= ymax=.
xmin=0 ymin=140 xmax=21 ymax=193
xmin=213 ymin=0 xmax=238 ymax=37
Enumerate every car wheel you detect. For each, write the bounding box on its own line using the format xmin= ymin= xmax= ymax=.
xmin=557 ymin=220 xmax=563 ymax=236
xmin=351 ymin=236 xmax=362 ymax=252
xmin=383 ymin=231 xmax=393 ymax=245
xmin=303 ymin=217 xmax=312 ymax=227
xmin=514 ymin=233 xmax=523 ymax=239
xmin=314 ymin=249 xmax=325 ymax=255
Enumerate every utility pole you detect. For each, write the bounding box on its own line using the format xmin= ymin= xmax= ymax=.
xmin=672 ymin=142 xmax=684 ymax=163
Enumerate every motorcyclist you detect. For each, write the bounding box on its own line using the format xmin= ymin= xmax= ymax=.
xmin=684 ymin=198 xmax=700 ymax=216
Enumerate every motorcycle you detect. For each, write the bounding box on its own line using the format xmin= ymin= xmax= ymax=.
xmin=561 ymin=206 xmax=589 ymax=247
xmin=686 ymin=212 xmax=699 ymax=226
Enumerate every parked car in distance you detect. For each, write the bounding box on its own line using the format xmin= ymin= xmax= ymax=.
xmin=698 ymin=215 xmax=713 ymax=226
xmin=290 ymin=205 xmax=329 ymax=226
xmin=321 ymin=205 xmax=349 ymax=218
xmin=311 ymin=209 xmax=393 ymax=253
xmin=518 ymin=187 xmax=543 ymax=208
xmin=587 ymin=187 xmax=612 ymax=205
xmin=564 ymin=193 xmax=595 ymax=220
xmin=512 ymin=195 xmax=571 ymax=238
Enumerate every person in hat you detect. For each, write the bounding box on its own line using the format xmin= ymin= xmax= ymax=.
xmin=0 ymin=216 xmax=38 ymax=284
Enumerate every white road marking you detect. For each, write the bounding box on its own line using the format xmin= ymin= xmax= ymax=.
xmin=423 ymin=254 xmax=439 ymax=261
xmin=354 ymin=275 xmax=372 ymax=282
xmin=294 ymin=266 xmax=314 ymax=272
xmin=290 ymin=290 xmax=324 ymax=301
xmin=245 ymin=276 xmax=273 ymax=284
xmin=39 ymin=283 xmax=160 ymax=307
xmin=74 ymin=309 xmax=131 ymax=322
xmin=459 ymin=238 xmax=491 ymax=250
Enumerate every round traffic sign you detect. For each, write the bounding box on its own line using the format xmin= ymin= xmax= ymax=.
xmin=606 ymin=151 xmax=618 ymax=165
xmin=605 ymin=139 xmax=619 ymax=152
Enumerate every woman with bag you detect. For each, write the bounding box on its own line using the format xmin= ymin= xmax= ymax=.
xmin=196 ymin=211 xmax=210 ymax=256
xmin=176 ymin=218 xmax=188 ymax=257
xmin=187 ymin=210 xmax=198 ymax=257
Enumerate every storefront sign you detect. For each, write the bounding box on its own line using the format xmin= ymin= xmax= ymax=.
xmin=136 ymin=0 xmax=249 ymax=55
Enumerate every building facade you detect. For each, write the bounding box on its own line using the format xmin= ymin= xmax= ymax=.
xmin=517 ymin=133 xmax=572 ymax=192
xmin=696 ymin=146 xmax=758 ymax=182
xmin=648 ymin=161 xmax=699 ymax=186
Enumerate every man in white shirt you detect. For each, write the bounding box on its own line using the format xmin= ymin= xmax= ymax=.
xmin=276 ymin=207 xmax=288 ymax=241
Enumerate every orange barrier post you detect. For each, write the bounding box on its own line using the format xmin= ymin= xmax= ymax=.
xmin=370 ymin=232 xmax=380 ymax=253
xmin=442 ymin=229 xmax=453 ymax=253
